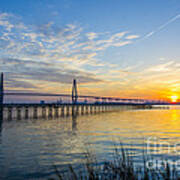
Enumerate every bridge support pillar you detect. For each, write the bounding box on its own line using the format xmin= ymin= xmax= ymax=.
xmin=72 ymin=105 xmax=76 ymax=116
xmin=33 ymin=107 xmax=38 ymax=119
xmin=48 ymin=106 xmax=53 ymax=118
xmin=102 ymin=106 xmax=104 ymax=112
xmin=103 ymin=105 xmax=105 ymax=112
xmin=85 ymin=105 xmax=89 ymax=114
xmin=17 ymin=107 xmax=21 ymax=120
xmin=98 ymin=105 xmax=101 ymax=113
xmin=90 ymin=106 xmax=93 ymax=114
xmin=66 ymin=106 xmax=70 ymax=116
xmin=25 ymin=107 xmax=29 ymax=119
xmin=0 ymin=73 xmax=4 ymax=121
xmin=81 ymin=105 xmax=84 ymax=115
xmin=72 ymin=79 xmax=78 ymax=104
xmin=8 ymin=107 xmax=13 ymax=120
xmin=94 ymin=106 xmax=96 ymax=113
xmin=110 ymin=105 xmax=112 ymax=111
xmin=42 ymin=107 xmax=46 ymax=118
xmin=55 ymin=106 xmax=59 ymax=118
xmin=61 ymin=106 xmax=64 ymax=117
xmin=76 ymin=105 xmax=79 ymax=115
xmin=105 ymin=105 xmax=107 ymax=112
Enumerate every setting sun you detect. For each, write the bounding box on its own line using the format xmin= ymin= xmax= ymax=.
xmin=170 ymin=95 xmax=179 ymax=103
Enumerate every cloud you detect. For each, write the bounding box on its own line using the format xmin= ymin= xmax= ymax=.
xmin=0 ymin=13 xmax=14 ymax=31
xmin=132 ymin=61 xmax=180 ymax=94
xmin=0 ymin=13 xmax=138 ymax=61
xmin=146 ymin=61 xmax=175 ymax=72
xmin=0 ymin=12 xmax=139 ymax=93
xmin=81 ymin=31 xmax=135 ymax=51
xmin=86 ymin=32 xmax=98 ymax=40
xmin=6 ymin=78 xmax=37 ymax=89
xmin=112 ymin=41 xmax=131 ymax=47
xmin=94 ymin=60 xmax=180 ymax=99
xmin=125 ymin=35 xmax=139 ymax=40
xmin=0 ymin=58 xmax=102 ymax=89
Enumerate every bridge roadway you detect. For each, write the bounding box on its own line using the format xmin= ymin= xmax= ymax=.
xmin=4 ymin=92 xmax=151 ymax=103
xmin=0 ymin=103 xmax=153 ymax=120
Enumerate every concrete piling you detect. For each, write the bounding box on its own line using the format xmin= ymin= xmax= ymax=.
xmin=61 ymin=106 xmax=64 ymax=117
xmin=8 ymin=107 xmax=12 ymax=120
xmin=1 ymin=103 xmax=153 ymax=120
xmin=55 ymin=106 xmax=59 ymax=118
xmin=42 ymin=106 xmax=46 ymax=118
xmin=48 ymin=106 xmax=53 ymax=118
xmin=17 ymin=107 xmax=21 ymax=120
xmin=33 ymin=107 xmax=38 ymax=119
xmin=25 ymin=107 xmax=29 ymax=119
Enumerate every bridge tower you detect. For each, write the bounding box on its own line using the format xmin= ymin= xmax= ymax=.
xmin=72 ymin=79 xmax=78 ymax=104
xmin=0 ymin=73 xmax=4 ymax=121
xmin=0 ymin=73 xmax=4 ymax=105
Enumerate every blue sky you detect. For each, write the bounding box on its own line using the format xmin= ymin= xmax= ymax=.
xmin=0 ymin=0 xmax=180 ymax=100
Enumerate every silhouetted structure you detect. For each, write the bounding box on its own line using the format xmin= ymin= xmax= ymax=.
xmin=0 ymin=72 xmax=170 ymax=121
xmin=0 ymin=73 xmax=3 ymax=105
xmin=0 ymin=72 xmax=170 ymax=105
xmin=0 ymin=73 xmax=4 ymax=121
xmin=72 ymin=79 xmax=78 ymax=104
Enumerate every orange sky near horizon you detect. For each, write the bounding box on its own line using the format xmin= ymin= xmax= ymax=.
xmin=1 ymin=3 xmax=180 ymax=103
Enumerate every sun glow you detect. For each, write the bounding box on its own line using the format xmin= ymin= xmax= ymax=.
xmin=170 ymin=95 xmax=178 ymax=103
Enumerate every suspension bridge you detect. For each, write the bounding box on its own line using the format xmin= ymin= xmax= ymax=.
xmin=0 ymin=73 xmax=167 ymax=120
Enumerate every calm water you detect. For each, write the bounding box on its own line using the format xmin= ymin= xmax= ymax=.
xmin=0 ymin=106 xmax=180 ymax=179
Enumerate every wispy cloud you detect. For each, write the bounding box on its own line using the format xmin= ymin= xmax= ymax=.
xmin=86 ymin=32 xmax=98 ymax=40
xmin=0 ymin=12 xmax=139 ymax=92
xmin=93 ymin=60 xmax=180 ymax=99
xmin=0 ymin=57 xmax=102 ymax=91
xmin=125 ymin=35 xmax=139 ymax=40
xmin=134 ymin=61 xmax=180 ymax=94
xmin=145 ymin=61 xmax=175 ymax=72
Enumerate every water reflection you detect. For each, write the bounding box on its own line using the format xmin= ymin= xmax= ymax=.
xmin=72 ymin=107 xmax=77 ymax=132
xmin=0 ymin=119 xmax=2 ymax=136
xmin=0 ymin=106 xmax=180 ymax=179
xmin=171 ymin=109 xmax=178 ymax=121
xmin=0 ymin=105 xmax=3 ymax=135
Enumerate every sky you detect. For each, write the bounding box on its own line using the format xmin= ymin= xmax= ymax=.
xmin=0 ymin=0 xmax=180 ymax=101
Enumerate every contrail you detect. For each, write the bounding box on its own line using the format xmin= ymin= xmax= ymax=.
xmin=144 ymin=13 xmax=180 ymax=39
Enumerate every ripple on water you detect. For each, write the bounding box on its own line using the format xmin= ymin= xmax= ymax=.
xmin=0 ymin=107 xmax=180 ymax=179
